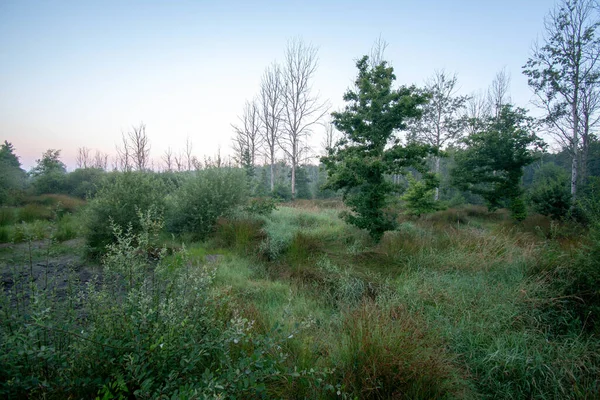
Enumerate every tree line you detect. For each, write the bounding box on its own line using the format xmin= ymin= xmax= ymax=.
xmin=2 ymin=0 xmax=600 ymax=240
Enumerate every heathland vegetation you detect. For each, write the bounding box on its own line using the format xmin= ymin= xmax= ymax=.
xmin=2 ymin=1 xmax=600 ymax=398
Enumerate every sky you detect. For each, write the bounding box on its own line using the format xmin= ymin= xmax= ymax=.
xmin=1 ymin=0 xmax=557 ymax=171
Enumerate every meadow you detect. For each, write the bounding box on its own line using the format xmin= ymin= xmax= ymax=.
xmin=1 ymin=193 xmax=598 ymax=399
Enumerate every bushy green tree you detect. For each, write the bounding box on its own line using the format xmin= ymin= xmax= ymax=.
xmin=529 ymin=163 xmax=572 ymax=219
xmin=322 ymin=55 xmax=431 ymax=240
xmin=0 ymin=141 xmax=27 ymax=205
xmin=85 ymin=172 xmax=168 ymax=258
xmin=167 ymin=167 xmax=248 ymax=239
xmin=402 ymin=174 xmax=440 ymax=217
xmin=30 ymin=149 xmax=67 ymax=195
xmin=452 ymin=105 xmax=542 ymax=220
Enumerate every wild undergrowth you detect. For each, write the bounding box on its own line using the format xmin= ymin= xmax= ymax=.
xmin=3 ymin=200 xmax=598 ymax=399
xmin=0 ymin=211 xmax=339 ymax=399
xmin=212 ymin=203 xmax=600 ymax=399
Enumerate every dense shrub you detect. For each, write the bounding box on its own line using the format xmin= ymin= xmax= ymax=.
xmin=64 ymin=167 xmax=106 ymax=199
xmin=166 ymin=167 xmax=248 ymax=239
xmin=529 ymin=163 xmax=571 ymax=220
xmin=84 ymin=172 xmax=168 ymax=258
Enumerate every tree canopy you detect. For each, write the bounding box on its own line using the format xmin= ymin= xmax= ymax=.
xmin=322 ymin=55 xmax=432 ymax=240
xmin=452 ymin=105 xmax=543 ymax=220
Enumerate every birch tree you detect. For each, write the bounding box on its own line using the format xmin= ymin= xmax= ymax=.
xmin=409 ymin=70 xmax=468 ymax=200
xmin=280 ymin=37 xmax=328 ymax=199
xmin=523 ymin=0 xmax=600 ymax=200
xmin=232 ymin=98 xmax=263 ymax=166
xmin=259 ymin=62 xmax=284 ymax=192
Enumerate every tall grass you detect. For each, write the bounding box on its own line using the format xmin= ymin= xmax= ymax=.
xmin=215 ymin=204 xmax=600 ymax=398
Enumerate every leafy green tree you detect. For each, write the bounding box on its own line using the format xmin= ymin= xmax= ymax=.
xmin=322 ymin=55 xmax=431 ymax=240
xmin=402 ymin=174 xmax=440 ymax=217
xmin=452 ymin=105 xmax=542 ymax=220
xmin=0 ymin=141 xmax=27 ymax=205
xmin=30 ymin=149 xmax=67 ymax=194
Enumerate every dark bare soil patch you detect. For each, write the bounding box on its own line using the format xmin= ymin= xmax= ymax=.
xmin=0 ymin=238 xmax=100 ymax=303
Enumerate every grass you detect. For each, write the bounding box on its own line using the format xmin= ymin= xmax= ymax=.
xmin=0 ymin=196 xmax=85 ymax=244
xmin=209 ymin=204 xmax=600 ymax=398
xmin=2 ymin=201 xmax=598 ymax=398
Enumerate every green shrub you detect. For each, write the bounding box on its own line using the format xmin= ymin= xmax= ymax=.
xmin=54 ymin=213 xmax=79 ymax=242
xmin=402 ymin=174 xmax=440 ymax=217
xmin=273 ymin=182 xmax=292 ymax=201
xmin=244 ymin=197 xmax=278 ymax=216
xmin=0 ymin=208 xmax=15 ymax=226
xmin=530 ymin=181 xmax=571 ymax=220
xmin=529 ymin=163 xmax=571 ymax=220
xmin=64 ymin=167 xmax=105 ymax=199
xmin=84 ymin=172 xmax=167 ymax=258
xmin=12 ymin=220 xmax=49 ymax=242
xmin=0 ymin=211 xmax=334 ymax=399
xmin=167 ymin=167 xmax=248 ymax=239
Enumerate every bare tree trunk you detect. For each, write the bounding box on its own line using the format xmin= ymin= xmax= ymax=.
xmin=434 ymin=156 xmax=441 ymax=201
xmin=185 ymin=137 xmax=193 ymax=171
xmin=270 ymin=161 xmax=274 ymax=192
xmin=572 ymin=99 xmax=579 ymax=200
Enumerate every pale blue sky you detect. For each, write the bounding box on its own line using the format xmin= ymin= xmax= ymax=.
xmin=1 ymin=0 xmax=556 ymax=170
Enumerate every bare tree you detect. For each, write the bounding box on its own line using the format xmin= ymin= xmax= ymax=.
xmin=259 ymin=62 xmax=284 ymax=192
xmin=174 ymin=150 xmax=184 ymax=172
xmin=523 ymin=0 xmax=600 ymax=199
xmin=129 ymin=123 xmax=151 ymax=171
xmin=115 ymin=132 xmax=131 ymax=172
xmin=280 ymin=37 xmax=329 ymax=199
xmin=321 ymin=120 xmax=340 ymax=155
xmin=162 ymin=147 xmax=174 ymax=172
xmin=92 ymin=150 xmax=109 ymax=170
xmin=464 ymin=90 xmax=491 ymax=136
xmin=76 ymin=147 xmax=91 ymax=169
xmin=488 ymin=68 xmax=512 ymax=118
xmin=409 ymin=70 xmax=469 ymax=200
xmin=232 ymin=98 xmax=263 ymax=165
xmin=184 ymin=137 xmax=193 ymax=171
xmin=369 ymin=35 xmax=389 ymax=68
